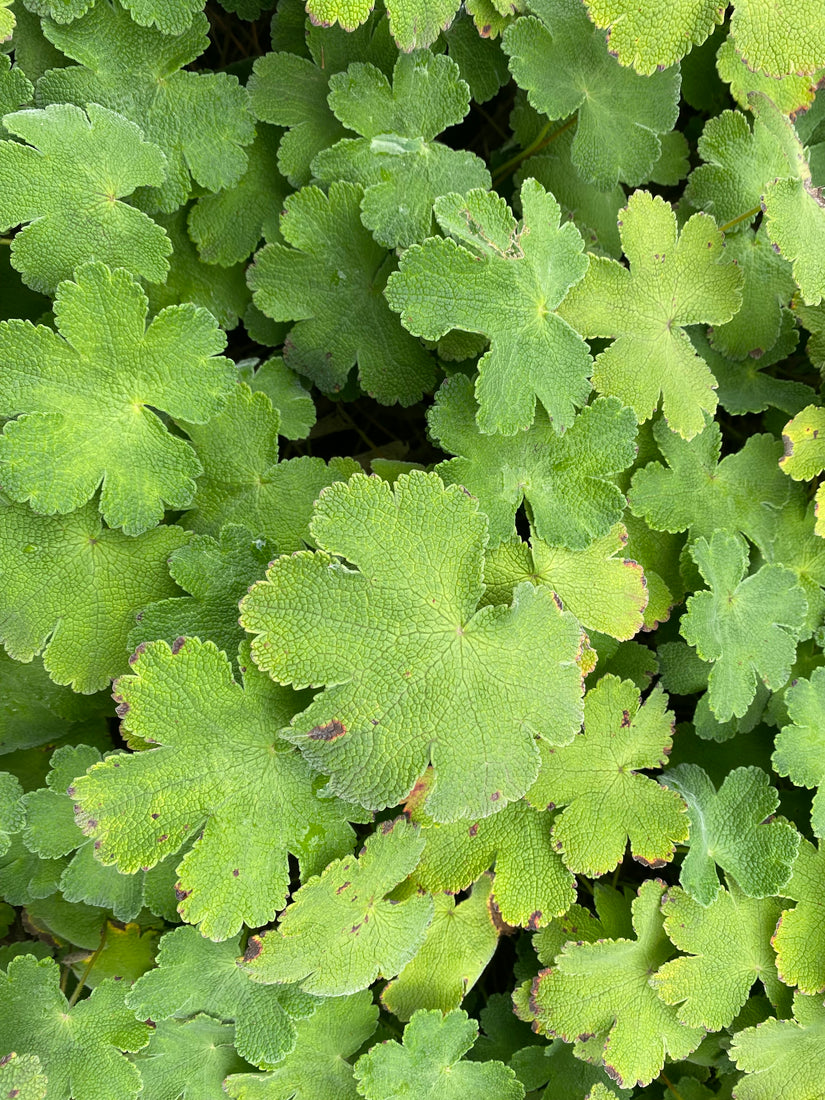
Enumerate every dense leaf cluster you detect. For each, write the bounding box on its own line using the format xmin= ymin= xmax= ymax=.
xmin=1 ymin=0 xmax=825 ymax=1096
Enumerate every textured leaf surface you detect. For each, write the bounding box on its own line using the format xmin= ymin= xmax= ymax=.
xmin=314 ymin=50 xmax=489 ymax=248
xmin=482 ymin=529 xmax=647 ymax=641
xmin=130 ymin=1015 xmax=249 ymax=1100
xmin=0 ymin=103 xmax=169 ymax=294
xmin=0 ymin=1053 xmax=47 ymax=1100
xmin=354 ymin=1008 xmax=524 ymax=1099
xmin=583 ymin=0 xmax=724 ymax=73
xmin=242 ymin=818 xmax=434 ymax=996
xmin=410 ymin=783 xmax=575 ymax=928
xmin=730 ymin=992 xmax=825 ymax=1100
xmin=429 ymin=375 xmax=637 ymax=549
xmin=386 ymin=180 xmax=591 ymax=434
xmin=773 ymin=837 xmax=825 ymax=994
xmin=0 ymin=771 xmax=23 ymax=856
xmin=180 ymin=382 xmax=359 ymax=545
xmin=503 ymin=0 xmax=680 ymax=188
xmin=72 ymin=639 xmax=360 ymax=939
xmin=39 ymin=6 xmax=254 ymax=213
xmin=248 ymin=182 xmax=437 ymax=404
xmin=530 ymin=880 xmax=704 ymax=1088
xmin=559 ymin=191 xmax=742 ymax=439
xmin=0 ymin=501 xmax=188 ymax=693
xmin=652 ymin=884 xmax=784 ymax=1029
xmin=663 ymin=764 xmax=800 ymax=905
xmin=526 ymin=675 xmax=687 ymax=876
xmin=0 ymin=262 xmax=233 ymax=535
xmin=240 ymin=471 xmax=585 ymax=821
xmin=629 ymin=416 xmax=793 ymax=551
xmin=224 ymin=991 xmax=378 ymax=1099
xmin=129 ymin=525 xmax=270 ymax=664
xmin=773 ymin=667 xmax=825 ymax=836
xmin=381 ymin=874 xmax=499 ymax=1020
xmin=0 ymin=955 xmax=149 ymax=1100
xmin=681 ymin=531 xmax=807 ymax=721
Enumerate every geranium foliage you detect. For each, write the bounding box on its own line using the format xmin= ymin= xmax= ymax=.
xmin=1 ymin=2 xmax=824 ymax=1097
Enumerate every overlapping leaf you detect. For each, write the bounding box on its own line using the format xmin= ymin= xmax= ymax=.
xmin=240 ymin=470 xmax=585 ymax=822
xmin=730 ymin=992 xmax=825 ymax=1100
xmin=72 ymin=638 xmax=363 ymax=939
xmin=0 ymin=262 xmax=234 ymax=535
xmin=386 ymin=180 xmax=592 ymax=434
xmin=773 ymin=837 xmax=825 ymax=994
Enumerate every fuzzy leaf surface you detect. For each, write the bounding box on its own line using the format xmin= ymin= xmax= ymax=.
xmin=0 ymin=955 xmax=149 ymax=1100
xmin=130 ymin=1015 xmax=249 ymax=1100
xmin=0 ymin=1053 xmax=47 ymax=1100
xmin=354 ymin=1008 xmax=524 ymax=1099
xmin=773 ymin=837 xmax=825 ymax=994
xmin=38 ymin=6 xmax=254 ymax=213
xmin=730 ymin=992 xmax=825 ymax=1100
xmin=663 ymin=764 xmax=800 ymax=905
xmin=72 ymin=639 xmax=361 ymax=940
xmin=248 ymin=181 xmax=437 ymax=404
xmin=386 ymin=179 xmax=591 ymax=435
xmin=126 ymin=924 xmax=319 ymax=1067
xmin=652 ymin=884 xmax=784 ymax=1030
xmin=526 ymin=675 xmax=687 ymax=876
xmin=240 ymin=470 xmax=585 ymax=822
xmin=242 ymin=818 xmax=434 ymax=996
xmin=773 ymin=667 xmax=825 ymax=836
xmin=502 ymin=0 xmax=680 ymax=188
xmin=314 ymin=50 xmax=489 ymax=248
xmin=429 ymin=374 xmax=637 ymax=549
xmin=681 ymin=531 xmax=807 ymax=721
xmin=224 ymin=991 xmax=378 ymax=1099
xmin=0 ymin=262 xmax=233 ymax=535
xmin=530 ymin=879 xmax=704 ymax=1088
xmin=0 ymin=103 xmax=169 ymax=294
xmin=559 ymin=191 xmax=743 ymax=439
xmin=0 ymin=501 xmax=188 ymax=693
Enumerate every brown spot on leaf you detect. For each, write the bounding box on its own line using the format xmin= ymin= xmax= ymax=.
xmin=151 ymin=813 xmax=159 ymax=820
xmin=307 ymin=719 xmax=346 ymax=741
xmin=233 ymin=869 xmax=239 ymax=877
xmin=157 ymin=834 xmax=168 ymax=843
xmin=128 ymin=643 xmax=147 ymax=665
xmin=336 ymin=880 xmax=351 ymax=894
xmin=468 ymin=823 xmax=479 ymax=837
xmin=243 ymin=936 xmax=263 ymax=961
xmin=66 ymin=786 xmax=75 ymax=797
xmin=116 ymin=701 xmax=129 ymax=718
xmin=621 ymin=709 xmax=631 ymax=728
xmin=633 ymin=854 xmax=667 ymax=869
xmin=490 ymin=791 xmax=501 ymax=802
xmin=527 ymin=910 xmax=543 ymax=930
xmin=171 ymin=636 xmax=186 ymax=655
xmin=351 ymin=923 xmax=362 ymax=934
xmin=174 ymin=886 xmax=190 ymax=901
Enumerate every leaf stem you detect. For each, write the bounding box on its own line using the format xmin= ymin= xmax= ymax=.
xmin=66 ymin=923 xmax=108 ymax=1009
xmin=659 ymin=1071 xmax=685 ymax=1100
xmin=717 ymin=205 xmax=762 ymax=234
xmin=0 ymin=238 xmax=12 ymax=246
xmin=491 ymin=116 xmax=576 ymax=187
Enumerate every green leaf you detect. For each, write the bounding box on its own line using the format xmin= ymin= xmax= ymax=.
xmin=0 ymin=501 xmax=189 ymax=693
xmin=188 ymin=125 xmax=288 ymax=267
xmin=502 ymin=0 xmax=680 ymax=188
xmin=386 ymin=180 xmax=591 ymax=434
xmin=652 ymin=883 xmax=785 ymax=1029
xmin=629 ymin=416 xmax=794 ymax=553
xmin=409 ymin=781 xmax=575 ymax=929
xmin=314 ymin=50 xmax=489 ymax=249
xmin=27 ymin=0 xmax=203 ymax=35
xmin=529 ymin=879 xmax=704 ymax=1088
xmin=240 ymin=470 xmax=585 ymax=822
xmin=716 ymin=36 xmax=824 ymax=117
xmin=663 ymin=764 xmax=800 ymax=905
xmin=248 ymin=182 xmax=437 ymax=405
xmin=130 ymin=1015 xmax=250 ymax=1099
xmin=482 ymin=529 xmax=648 ymax=642
xmin=72 ymin=638 xmax=361 ymax=940
xmin=224 ymin=992 xmax=378 ymax=1100
xmin=773 ymin=667 xmax=825 ymax=836
xmin=381 ymin=874 xmax=499 ymax=1020
xmin=526 ymin=675 xmax=687 ymax=876
xmin=429 ymin=374 xmax=637 ymax=550
xmin=773 ymin=837 xmax=825 ymax=995
xmin=730 ymin=991 xmax=825 ymax=1100
xmin=304 ymin=0 xmax=460 ymax=49
xmin=0 ymin=1053 xmax=47 ymax=1100
xmin=0 ymin=955 xmax=149 ymax=1100
xmin=242 ymin=818 xmax=434 ymax=996
xmin=240 ymin=357 xmax=316 ymax=442
xmin=180 ymin=382 xmax=359 ymax=544
xmin=0 ymin=103 xmax=169 ymax=295
xmin=0 ymin=262 xmax=234 ymax=535
xmin=38 ymin=6 xmax=254 ymax=214
xmin=126 ymin=924 xmax=318 ymax=1068
xmin=582 ymin=0 xmax=724 ymax=73
xmin=0 ymin=54 xmax=33 ymax=129
xmin=0 ymin=835 xmax=65 ymax=906
xmin=0 ymin=771 xmax=24 ymax=856
xmin=730 ymin=0 xmax=825 ymax=78
xmin=354 ymin=1007 xmax=525 ymax=1100
xmin=129 ymin=525 xmax=271 ymax=665
xmin=681 ymin=531 xmax=807 ymax=721
xmin=559 ymin=191 xmax=743 ymax=439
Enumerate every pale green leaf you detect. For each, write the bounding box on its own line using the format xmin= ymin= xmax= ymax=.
xmin=730 ymin=992 xmax=825 ymax=1100
xmin=773 ymin=837 xmax=825 ymax=994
